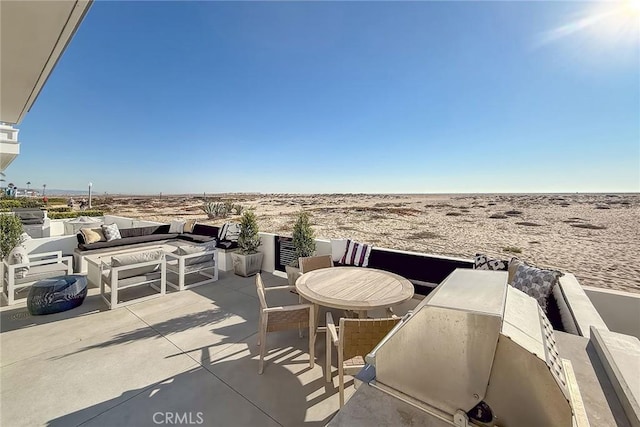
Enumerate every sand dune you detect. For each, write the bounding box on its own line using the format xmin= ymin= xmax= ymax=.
xmin=93 ymin=193 xmax=640 ymax=294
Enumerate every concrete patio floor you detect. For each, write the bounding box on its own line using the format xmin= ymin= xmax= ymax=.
xmin=0 ymin=271 xmax=418 ymax=427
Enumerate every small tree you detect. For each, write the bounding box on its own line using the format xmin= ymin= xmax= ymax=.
xmin=0 ymin=214 xmax=24 ymax=261
xmin=291 ymin=211 xmax=315 ymax=267
xmin=237 ymin=210 xmax=261 ymax=255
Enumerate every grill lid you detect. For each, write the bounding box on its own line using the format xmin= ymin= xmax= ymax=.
xmin=367 ymin=269 xmax=575 ymax=427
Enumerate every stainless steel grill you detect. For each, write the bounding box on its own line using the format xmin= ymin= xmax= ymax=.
xmin=365 ymin=268 xmax=585 ymax=427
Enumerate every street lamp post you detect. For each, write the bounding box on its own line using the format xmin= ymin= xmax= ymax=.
xmin=88 ymin=182 xmax=93 ymax=209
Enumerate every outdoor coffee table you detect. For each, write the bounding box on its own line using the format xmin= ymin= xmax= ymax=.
xmin=295 ymin=267 xmax=414 ymax=320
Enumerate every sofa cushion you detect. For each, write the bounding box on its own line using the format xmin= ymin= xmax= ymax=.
xmin=176 ymin=245 xmax=214 ymax=266
xmin=13 ymin=262 xmax=69 ymax=285
xmin=192 ymin=224 xmax=219 ymax=237
xmin=178 ymin=234 xmax=216 ymax=244
xmin=102 ymin=223 xmax=122 ymax=241
xmin=78 ymin=234 xmax=179 ymax=251
xmin=216 ymin=240 xmax=238 ymax=250
xmin=80 ymin=227 xmax=105 ymax=244
xmin=120 ymin=225 xmax=169 ymax=238
xmin=110 ymin=249 xmax=164 ymax=280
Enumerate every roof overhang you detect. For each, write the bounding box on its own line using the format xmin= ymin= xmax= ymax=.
xmin=0 ymin=0 xmax=92 ymax=125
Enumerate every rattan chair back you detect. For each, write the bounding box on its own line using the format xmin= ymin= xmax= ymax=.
xmin=299 ymin=255 xmax=333 ymax=274
xmin=339 ymin=318 xmax=400 ymax=361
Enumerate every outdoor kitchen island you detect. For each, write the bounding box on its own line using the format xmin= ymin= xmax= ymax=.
xmin=328 ymin=269 xmax=637 ymax=427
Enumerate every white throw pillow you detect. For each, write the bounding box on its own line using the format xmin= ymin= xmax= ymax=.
xmin=102 ymin=223 xmax=122 ymax=241
xmin=330 ymin=239 xmax=348 ymax=262
xmin=9 ymin=245 xmax=30 ymax=279
xmin=169 ymin=219 xmax=186 ymax=234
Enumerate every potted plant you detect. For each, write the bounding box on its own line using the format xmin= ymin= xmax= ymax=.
xmin=285 ymin=211 xmax=316 ymax=285
xmin=231 ymin=210 xmax=263 ymax=277
xmin=0 ymin=214 xmax=24 ymax=283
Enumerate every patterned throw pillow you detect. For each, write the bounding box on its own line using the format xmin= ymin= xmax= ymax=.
xmin=340 ymin=239 xmax=373 ymax=267
xmin=510 ymin=259 xmax=562 ymax=313
xmin=221 ymin=222 xmax=241 ymax=242
xmin=217 ymin=223 xmax=228 ymax=240
xmin=474 ymin=253 xmax=508 ymax=271
xmin=102 ymin=223 xmax=122 ymax=242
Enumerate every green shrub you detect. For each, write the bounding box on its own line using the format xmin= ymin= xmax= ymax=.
xmin=201 ymin=201 xmax=238 ymax=219
xmin=48 ymin=210 xmax=104 ymax=219
xmin=45 ymin=198 xmax=66 ymax=205
xmin=0 ymin=214 xmax=24 ymax=260
xmin=0 ymin=199 xmax=44 ymax=209
xmin=47 ymin=206 xmax=72 ymax=212
xmin=238 ymin=210 xmax=261 ymax=254
xmin=291 ymin=211 xmax=315 ymax=267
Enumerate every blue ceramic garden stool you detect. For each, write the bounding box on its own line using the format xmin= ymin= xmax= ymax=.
xmin=27 ymin=275 xmax=88 ymax=315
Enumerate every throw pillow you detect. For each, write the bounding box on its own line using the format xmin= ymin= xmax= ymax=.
xmin=8 ymin=245 xmax=30 ymax=279
xmin=102 ymin=223 xmax=122 ymax=242
xmin=508 ymin=257 xmax=523 ymax=283
xmin=340 ymin=239 xmax=373 ymax=267
xmin=217 ymin=223 xmax=229 ymax=240
xmin=510 ymin=261 xmax=562 ymax=313
xmin=177 ymin=245 xmax=214 ymax=266
xmin=223 ymin=222 xmax=241 ymax=242
xmin=110 ymin=249 xmax=164 ymax=280
xmin=474 ymin=253 xmax=508 ymax=271
xmin=169 ymin=219 xmax=186 ymax=234
xmin=331 ymin=239 xmax=348 ymax=263
xmin=183 ymin=219 xmax=197 ymax=233
xmin=80 ymin=227 xmax=105 ymax=244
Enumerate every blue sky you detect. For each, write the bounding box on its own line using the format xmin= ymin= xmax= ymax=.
xmin=7 ymin=1 xmax=640 ymax=194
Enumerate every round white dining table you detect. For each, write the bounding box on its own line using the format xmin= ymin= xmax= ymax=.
xmin=295 ymin=267 xmax=414 ymax=318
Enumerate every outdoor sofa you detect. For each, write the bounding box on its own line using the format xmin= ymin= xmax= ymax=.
xmin=76 ymin=223 xmax=238 ymax=252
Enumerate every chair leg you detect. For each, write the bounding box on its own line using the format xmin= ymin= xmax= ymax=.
xmin=257 ymin=312 xmax=262 ymax=346
xmin=326 ymin=325 xmax=332 ymax=383
xmin=338 ymin=362 xmax=345 ymax=407
xmin=7 ymin=276 xmax=14 ymax=305
xmin=308 ymin=306 xmax=315 ymax=369
xmin=258 ymin=314 xmax=267 ymax=375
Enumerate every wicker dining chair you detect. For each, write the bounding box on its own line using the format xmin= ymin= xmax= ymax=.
xmin=299 ymin=255 xmax=333 ymax=274
xmin=256 ymin=273 xmax=315 ymax=374
xmin=326 ymin=312 xmax=400 ymax=406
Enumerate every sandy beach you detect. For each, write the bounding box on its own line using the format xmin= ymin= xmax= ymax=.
xmin=92 ymin=193 xmax=640 ymax=294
